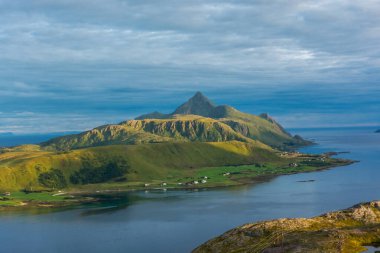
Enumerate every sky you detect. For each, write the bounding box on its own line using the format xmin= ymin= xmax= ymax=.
xmin=0 ymin=0 xmax=380 ymax=133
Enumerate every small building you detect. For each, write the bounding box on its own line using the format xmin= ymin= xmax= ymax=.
xmin=193 ymin=180 xmax=199 ymax=184
xmin=289 ymin=163 xmax=298 ymax=168
xmin=201 ymin=179 xmax=207 ymax=184
xmin=177 ymin=182 xmax=183 ymax=185
xmin=144 ymin=183 xmax=150 ymax=187
xmin=3 ymin=192 xmax=11 ymax=196
xmin=161 ymin=182 xmax=167 ymax=186
xmin=203 ymin=176 xmax=208 ymax=179
xmin=223 ymin=172 xmax=230 ymax=176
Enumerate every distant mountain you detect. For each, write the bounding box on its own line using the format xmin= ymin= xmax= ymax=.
xmin=40 ymin=92 xmax=311 ymax=151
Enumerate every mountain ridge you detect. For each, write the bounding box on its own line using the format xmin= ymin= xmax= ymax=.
xmin=38 ymin=92 xmax=310 ymax=151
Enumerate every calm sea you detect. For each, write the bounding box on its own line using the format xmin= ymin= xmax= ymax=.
xmin=0 ymin=127 xmax=379 ymax=252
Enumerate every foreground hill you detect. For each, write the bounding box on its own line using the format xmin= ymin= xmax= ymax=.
xmin=193 ymin=201 xmax=380 ymax=253
xmin=40 ymin=92 xmax=310 ymax=151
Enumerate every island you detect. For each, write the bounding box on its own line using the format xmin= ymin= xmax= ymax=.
xmin=193 ymin=201 xmax=380 ymax=253
xmin=0 ymin=92 xmax=353 ymax=209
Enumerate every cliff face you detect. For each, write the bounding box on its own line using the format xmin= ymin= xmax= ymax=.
xmin=123 ymin=117 xmax=251 ymax=143
xmin=193 ymin=201 xmax=380 ymax=253
xmin=41 ymin=92 xmax=311 ymax=151
xmin=41 ymin=116 xmax=255 ymax=151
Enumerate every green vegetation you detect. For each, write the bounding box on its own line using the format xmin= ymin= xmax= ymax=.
xmin=0 ymin=191 xmax=67 ymax=207
xmin=0 ymin=141 xmax=278 ymax=191
xmin=39 ymin=169 xmax=67 ymax=189
xmin=70 ymin=160 xmax=129 ymax=184
xmin=0 ymin=140 xmax=352 ymax=210
xmin=0 ymin=191 xmax=98 ymax=209
xmin=193 ymin=201 xmax=380 ymax=253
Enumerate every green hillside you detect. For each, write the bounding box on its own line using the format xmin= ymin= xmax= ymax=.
xmin=121 ymin=116 xmax=251 ymax=142
xmin=41 ymin=124 xmax=175 ymax=151
xmin=40 ymin=92 xmax=310 ymax=151
xmin=0 ymin=141 xmax=277 ymax=191
xmin=136 ymin=92 xmax=311 ymax=149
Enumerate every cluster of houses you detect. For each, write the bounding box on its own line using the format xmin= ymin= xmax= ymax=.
xmin=143 ymin=176 xmax=209 ymax=188
xmin=280 ymin=151 xmax=301 ymax=158
xmin=2 ymin=192 xmax=11 ymax=196
xmin=184 ymin=176 xmax=208 ymax=186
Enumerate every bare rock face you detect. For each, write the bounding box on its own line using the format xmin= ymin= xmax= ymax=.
xmin=173 ymin=91 xmax=216 ymax=117
xmin=324 ymin=201 xmax=380 ymax=224
xmin=193 ymin=201 xmax=380 ymax=253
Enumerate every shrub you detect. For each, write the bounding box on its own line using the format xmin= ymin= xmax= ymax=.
xmin=38 ymin=169 xmax=67 ymax=189
xmin=70 ymin=159 xmax=129 ymax=185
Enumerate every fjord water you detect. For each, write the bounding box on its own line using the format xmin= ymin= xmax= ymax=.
xmin=1 ymin=127 xmax=379 ymax=253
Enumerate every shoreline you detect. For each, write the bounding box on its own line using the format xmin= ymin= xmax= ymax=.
xmin=0 ymin=158 xmax=355 ymax=211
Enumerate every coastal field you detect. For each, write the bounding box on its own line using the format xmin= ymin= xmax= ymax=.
xmin=0 ymin=141 xmax=352 ymax=209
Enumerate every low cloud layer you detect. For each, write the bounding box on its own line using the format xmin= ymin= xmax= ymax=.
xmin=0 ymin=0 xmax=379 ymax=132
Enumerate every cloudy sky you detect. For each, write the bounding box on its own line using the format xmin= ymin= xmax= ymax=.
xmin=0 ymin=0 xmax=380 ymax=133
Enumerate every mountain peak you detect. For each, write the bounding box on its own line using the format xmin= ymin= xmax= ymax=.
xmin=173 ymin=92 xmax=216 ymax=116
xmin=191 ymin=91 xmax=214 ymax=103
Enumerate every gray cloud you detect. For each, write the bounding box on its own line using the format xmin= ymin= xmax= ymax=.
xmin=0 ymin=0 xmax=379 ymax=132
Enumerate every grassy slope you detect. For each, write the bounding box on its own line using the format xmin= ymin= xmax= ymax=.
xmin=193 ymin=201 xmax=380 ymax=253
xmin=0 ymin=141 xmax=277 ymax=191
xmin=40 ymin=124 xmax=175 ymax=150
xmin=214 ymin=105 xmax=310 ymax=148
xmin=122 ymin=115 xmax=251 ymax=142
xmin=39 ymin=113 xmax=309 ymax=152
xmin=40 ymin=116 xmax=254 ymax=151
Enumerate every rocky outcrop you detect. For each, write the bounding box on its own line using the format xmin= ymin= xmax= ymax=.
xmin=193 ymin=201 xmax=380 ymax=253
xmin=123 ymin=118 xmax=250 ymax=143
